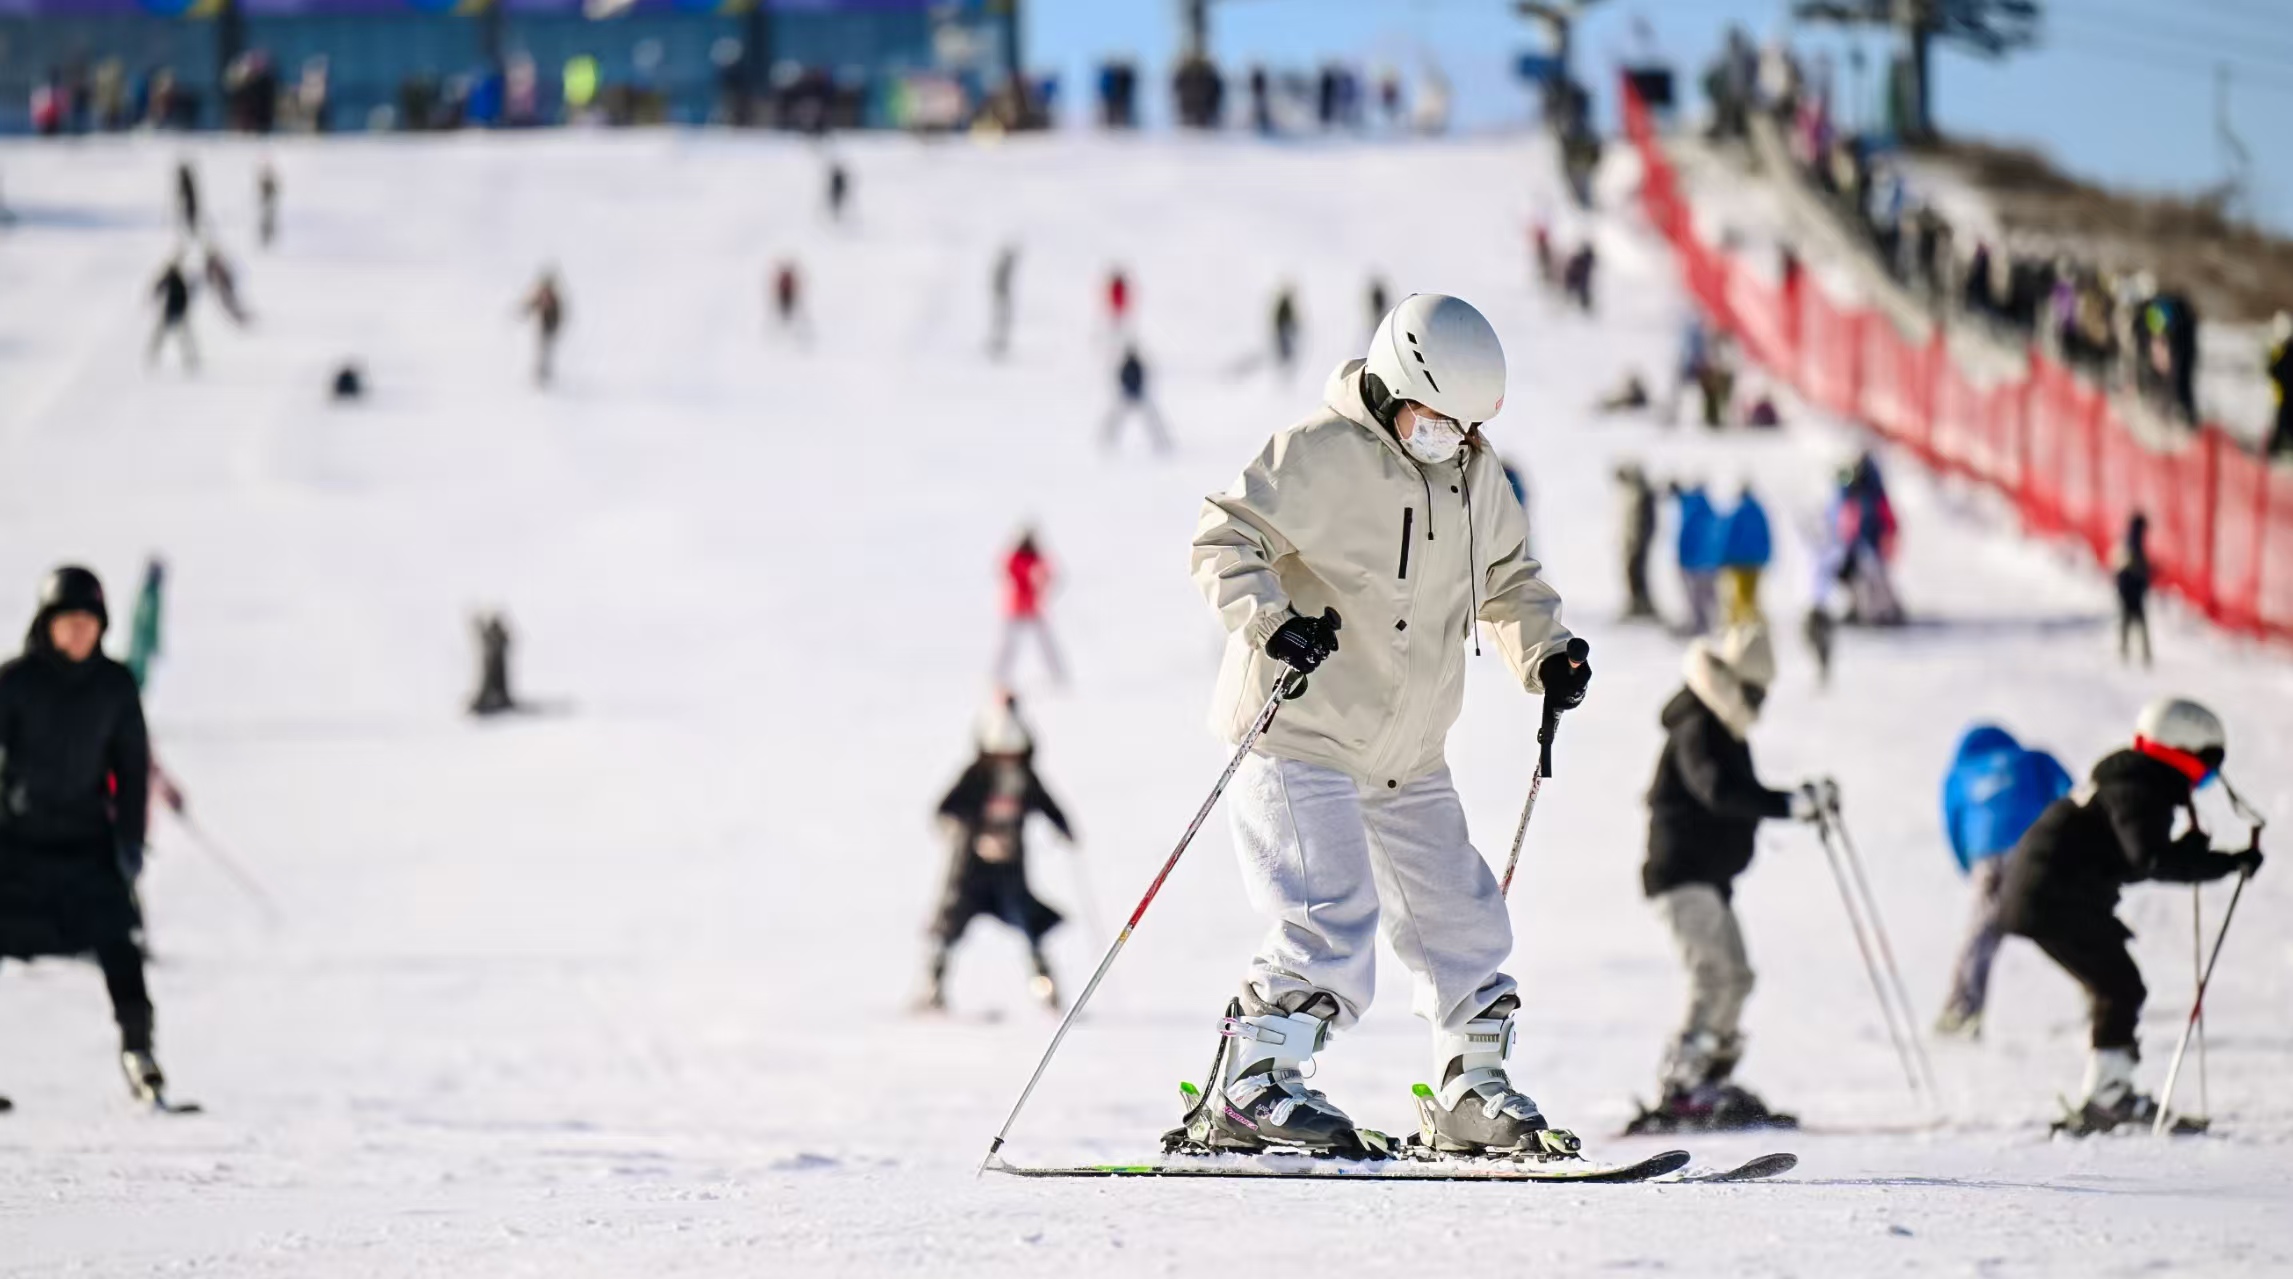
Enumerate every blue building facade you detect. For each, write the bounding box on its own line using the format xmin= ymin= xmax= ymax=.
xmin=1 ymin=0 xmax=1015 ymax=131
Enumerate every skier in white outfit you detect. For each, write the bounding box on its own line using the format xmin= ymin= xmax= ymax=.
xmin=1187 ymin=293 xmax=1590 ymax=1155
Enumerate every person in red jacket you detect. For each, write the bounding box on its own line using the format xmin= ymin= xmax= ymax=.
xmin=1106 ymin=268 xmax=1131 ymax=332
xmin=996 ymin=530 xmax=1065 ymax=686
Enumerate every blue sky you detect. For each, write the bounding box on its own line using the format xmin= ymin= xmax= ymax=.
xmin=1025 ymin=0 xmax=2293 ymax=233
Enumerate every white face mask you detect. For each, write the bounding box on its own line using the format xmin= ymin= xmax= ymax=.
xmin=1401 ymin=410 xmax=1465 ymax=465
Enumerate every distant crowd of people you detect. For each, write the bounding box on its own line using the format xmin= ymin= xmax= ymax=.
xmin=1701 ymin=27 xmax=2291 ymax=457
xmin=1097 ymin=56 xmax=1450 ymax=135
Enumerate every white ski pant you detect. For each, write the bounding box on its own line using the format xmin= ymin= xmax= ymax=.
xmin=1227 ymin=753 xmax=1515 ymax=1037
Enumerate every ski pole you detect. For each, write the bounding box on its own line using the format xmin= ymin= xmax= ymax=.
xmin=1500 ymin=637 xmax=1588 ymax=898
xmin=1813 ymin=807 xmax=1925 ymax=1102
xmin=2193 ymin=885 xmax=2209 ymax=1120
xmin=174 ymin=813 xmax=286 ymax=927
xmin=978 ymin=653 xmax=1320 ymax=1175
xmin=1825 ymin=795 xmax=1941 ymax=1104
xmin=152 ymin=763 xmax=285 ymax=927
xmin=2154 ymin=854 xmax=2255 ymax=1136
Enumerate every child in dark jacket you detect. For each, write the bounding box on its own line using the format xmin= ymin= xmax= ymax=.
xmin=1631 ymin=623 xmax=1825 ymax=1133
xmin=1997 ymin=697 xmax=2260 ymax=1134
xmin=918 ymin=696 xmax=1074 ymax=1014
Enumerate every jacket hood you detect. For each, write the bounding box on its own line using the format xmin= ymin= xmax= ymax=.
xmin=1681 ymin=642 xmax=1758 ymax=739
xmin=1953 ymin=724 xmax=2020 ymax=764
xmin=1324 ymin=359 xmax=1420 ymax=469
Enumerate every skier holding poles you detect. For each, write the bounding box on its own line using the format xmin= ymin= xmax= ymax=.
xmin=1178 ymin=292 xmax=1588 ymax=1157
xmin=1627 ymin=622 xmax=1828 ymax=1134
xmin=978 ymin=293 xmax=1590 ymax=1173
xmin=1996 ymin=697 xmax=2261 ymax=1135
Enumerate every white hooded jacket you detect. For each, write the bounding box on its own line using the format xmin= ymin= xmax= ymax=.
xmin=1192 ymin=360 xmax=1574 ymax=787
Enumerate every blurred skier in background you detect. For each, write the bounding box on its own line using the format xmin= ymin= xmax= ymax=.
xmin=1366 ymin=277 xmax=1390 ymax=340
xmin=2112 ymin=512 xmax=2151 ymax=667
xmin=1997 ymin=698 xmax=2262 ymax=1135
xmin=825 ymin=160 xmax=850 ymax=222
xmin=1934 ymin=723 xmax=2071 ymax=1039
xmin=147 ymin=256 xmax=197 ymax=372
xmin=1105 ymin=267 xmax=1131 ymax=334
xmin=1561 ymin=243 xmax=1597 ymax=315
xmin=917 ymin=695 xmax=1074 ymax=1014
xmin=1270 ymin=284 xmax=1300 ymax=377
xmin=1103 ymin=346 xmax=1172 ymax=454
xmin=1529 ymin=219 xmax=1555 ymax=291
xmin=173 ymin=159 xmax=199 ymax=234
xmin=0 ymin=567 xmax=181 ymax=1111
xmin=1718 ymin=486 xmax=1771 ymax=627
xmin=1615 ymin=461 xmax=1660 ymax=622
xmin=1671 ymin=480 xmax=1721 ymax=635
xmin=1629 ymin=623 xmax=1827 ymax=1134
xmin=520 ymin=267 xmax=564 ymax=387
xmin=257 ymin=161 xmax=279 ymax=247
xmin=988 ymin=244 xmax=1017 ymax=359
xmin=771 ymin=260 xmax=809 ymax=344
xmin=995 ymin=530 xmax=1065 ymax=687
xmin=468 ymin=612 xmax=518 ymax=716
xmin=1184 ymin=292 xmax=1591 ymax=1158
xmin=201 ymin=242 xmax=250 ymax=327
xmin=1666 ymin=315 xmax=1710 ymax=425
xmin=1829 ymin=453 xmax=1900 ymax=625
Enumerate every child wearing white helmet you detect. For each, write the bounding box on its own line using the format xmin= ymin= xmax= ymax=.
xmin=1996 ymin=697 xmax=2264 ymax=1134
xmin=1183 ymin=293 xmax=1588 ymax=1157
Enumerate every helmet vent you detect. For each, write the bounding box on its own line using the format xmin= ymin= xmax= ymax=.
xmin=1423 ymin=372 xmax=1441 ymax=393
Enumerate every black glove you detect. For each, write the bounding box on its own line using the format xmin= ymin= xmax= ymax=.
xmin=2232 ymin=849 xmax=2265 ymax=878
xmin=1266 ymin=608 xmax=1342 ymax=674
xmin=1537 ymin=640 xmax=1592 ymax=712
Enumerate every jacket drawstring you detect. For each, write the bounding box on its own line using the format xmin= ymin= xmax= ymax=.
xmin=1461 ymin=458 xmax=1482 ymax=656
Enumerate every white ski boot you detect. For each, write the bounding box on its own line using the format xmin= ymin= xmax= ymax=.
xmin=120 ymin=1049 xmax=166 ymax=1107
xmin=1169 ymin=994 xmax=1363 ymax=1155
xmin=2055 ymin=1047 xmax=2194 ymax=1135
xmin=1416 ymin=997 xmax=1579 ymax=1157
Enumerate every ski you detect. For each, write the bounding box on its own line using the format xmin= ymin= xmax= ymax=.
xmin=147 ymin=1097 xmax=204 ymax=1115
xmin=1683 ymin=1152 xmax=1798 ymax=1182
xmin=982 ymin=1148 xmax=1693 ymax=1183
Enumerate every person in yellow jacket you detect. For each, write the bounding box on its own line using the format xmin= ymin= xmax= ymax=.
xmin=1183 ymin=293 xmax=1590 ymax=1157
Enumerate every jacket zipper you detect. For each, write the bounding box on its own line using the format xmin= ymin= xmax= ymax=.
xmin=1397 ymin=508 xmax=1414 ymax=578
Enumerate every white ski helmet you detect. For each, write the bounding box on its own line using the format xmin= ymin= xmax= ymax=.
xmin=2135 ymin=696 xmax=2225 ymax=760
xmin=1363 ymin=293 xmax=1507 ymax=425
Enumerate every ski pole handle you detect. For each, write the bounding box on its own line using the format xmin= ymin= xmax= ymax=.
xmin=1536 ymin=637 xmax=1590 ymax=779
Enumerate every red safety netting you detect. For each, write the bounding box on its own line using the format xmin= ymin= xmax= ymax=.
xmin=1620 ymin=78 xmax=2290 ymax=644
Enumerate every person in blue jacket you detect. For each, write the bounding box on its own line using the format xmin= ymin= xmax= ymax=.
xmin=1671 ymin=481 xmax=1723 ymax=635
xmin=1936 ymin=723 xmax=2073 ymax=1037
xmin=1718 ymin=486 xmax=1772 ymax=626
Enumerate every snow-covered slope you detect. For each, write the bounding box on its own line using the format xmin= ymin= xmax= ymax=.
xmin=0 ymin=130 xmax=2289 ymax=1276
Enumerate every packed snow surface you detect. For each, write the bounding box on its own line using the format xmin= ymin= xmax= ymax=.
xmin=0 ymin=130 xmax=2289 ymax=1276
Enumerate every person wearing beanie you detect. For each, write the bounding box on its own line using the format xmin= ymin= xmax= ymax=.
xmin=1630 ymin=622 xmax=1828 ymax=1133
xmin=1997 ymin=697 xmax=2262 ymax=1135
xmin=0 ymin=566 xmax=180 ymax=1111
xmin=917 ymin=693 xmax=1074 ymax=1015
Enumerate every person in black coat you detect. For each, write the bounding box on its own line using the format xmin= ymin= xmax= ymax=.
xmin=1997 ymin=697 xmax=2260 ymax=1134
xmin=1631 ymin=623 xmax=1824 ymax=1133
xmin=918 ymin=696 xmax=1074 ymax=1013
xmin=2112 ymin=513 xmax=2151 ymax=667
xmin=149 ymin=257 xmax=198 ymax=371
xmin=0 ymin=566 xmax=175 ymax=1108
